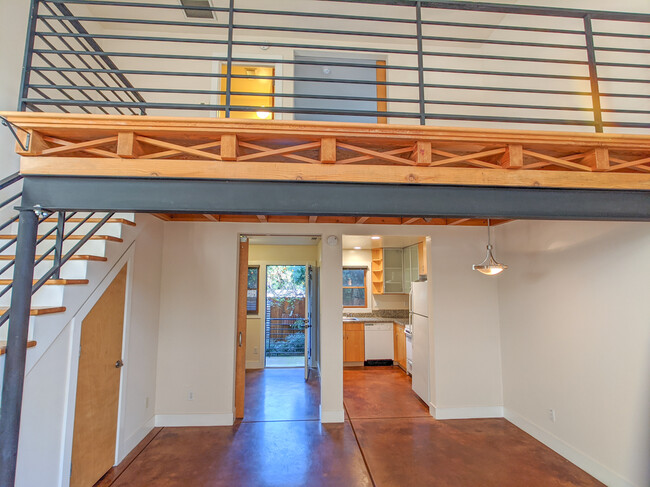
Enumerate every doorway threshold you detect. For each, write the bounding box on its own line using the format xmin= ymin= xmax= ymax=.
xmin=266 ymin=356 xmax=304 ymax=368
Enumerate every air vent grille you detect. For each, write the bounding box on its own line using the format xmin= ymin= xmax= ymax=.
xmin=180 ymin=0 xmax=214 ymax=19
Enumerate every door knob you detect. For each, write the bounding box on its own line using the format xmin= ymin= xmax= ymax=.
xmin=115 ymin=359 xmax=124 ymax=368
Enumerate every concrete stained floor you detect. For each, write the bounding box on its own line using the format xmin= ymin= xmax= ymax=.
xmin=96 ymin=366 xmax=604 ymax=487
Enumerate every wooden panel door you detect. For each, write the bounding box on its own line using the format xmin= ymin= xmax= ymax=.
xmin=235 ymin=237 xmax=249 ymax=419
xmin=70 ymin=265 xmax=127 ymax=487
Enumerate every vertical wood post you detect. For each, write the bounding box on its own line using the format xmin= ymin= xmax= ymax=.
xmin=0 ymin=209 xmax=38 ymax=487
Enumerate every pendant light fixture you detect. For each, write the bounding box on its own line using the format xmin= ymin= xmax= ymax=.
xmin=473 ymin=218 xmax=507 ymax=276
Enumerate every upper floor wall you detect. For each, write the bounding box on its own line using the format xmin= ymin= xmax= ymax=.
xmin=14 ymin=0 xmax=650 ymax=134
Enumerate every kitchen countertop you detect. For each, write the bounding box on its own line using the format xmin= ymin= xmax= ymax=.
xmin=343 ymin=317 xmax=409 ymax=326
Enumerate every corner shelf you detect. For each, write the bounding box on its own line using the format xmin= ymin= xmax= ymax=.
xmin=371 ymin=248 xmax=384 ymax=295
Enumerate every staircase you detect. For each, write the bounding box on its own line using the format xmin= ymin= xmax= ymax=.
xmin=0 ymin=172 xmax=140 ymax=377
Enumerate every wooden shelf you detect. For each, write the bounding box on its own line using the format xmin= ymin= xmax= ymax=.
xmin=371 ymin=248 xmax=384 ymax=295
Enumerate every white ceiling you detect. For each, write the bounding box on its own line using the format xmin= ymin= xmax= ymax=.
xmin=342 ymin=235 xmax=424 ymax=250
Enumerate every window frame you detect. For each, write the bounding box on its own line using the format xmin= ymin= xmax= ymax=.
xmin=342 ymin=266 xmax=368 ymax=309
xmin=247 ymin=265 xmax=260 ymax=315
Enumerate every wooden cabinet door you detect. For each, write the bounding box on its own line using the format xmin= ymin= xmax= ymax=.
xmin=393 ymin=324 xmax=407 ymax=370
xmin=344 ymin=323 xmax=365 ymax=362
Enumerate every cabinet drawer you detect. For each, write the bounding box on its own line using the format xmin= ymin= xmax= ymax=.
xmin=344 ymin=322 xmax=364 ymax=332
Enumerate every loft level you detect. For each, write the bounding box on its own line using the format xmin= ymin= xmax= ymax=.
xmin=5 ymin=113 xmax=650 ymax=192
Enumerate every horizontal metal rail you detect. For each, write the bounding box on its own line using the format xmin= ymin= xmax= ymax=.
xmin=0 ymin=167 xmax=117 ymax=327
xmin=14 ymin=0 xmax=650 ymax=132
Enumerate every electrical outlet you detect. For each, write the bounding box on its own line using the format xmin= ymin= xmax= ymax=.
xmin=188 ymin=391 xmax=194 ymax=401
xmin=548 ymin=409 xmax=556 ymax=423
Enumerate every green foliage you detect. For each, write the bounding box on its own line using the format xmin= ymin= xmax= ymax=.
xmin=267 ymin=333 xmax=305 ymax=356
xmin=266 ymin=265 xmax=306 ymax=316
xmin=247 ymin=267 xmax=258 ymax=289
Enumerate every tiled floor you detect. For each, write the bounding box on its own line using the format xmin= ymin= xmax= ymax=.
xmin=96 ymin=366 xmax=604 ymax=487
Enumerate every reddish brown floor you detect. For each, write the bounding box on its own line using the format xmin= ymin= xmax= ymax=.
xmin=96 ymin=366 xmax=604 ymax=487
xmin=244 ymin=367 xmax=320 ymax=422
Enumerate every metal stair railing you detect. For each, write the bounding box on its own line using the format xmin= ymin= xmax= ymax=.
xmin=0 ymin=171 xmax=115 ymax=328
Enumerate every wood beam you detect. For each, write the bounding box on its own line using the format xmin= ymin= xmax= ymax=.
xmin=412 ymin=141 xmax=432 ymax=166
xmin=17 ymin=129 xmax=49 ymax=155
xmin=356 ymin=217 xmax=369 ymax=224
xmin=320 ymin=137 xmax=337 ymax=164
xmin=448 ymin=218 xmax=471 ymax=225
xmin=402 ymin=217 xmax=420 ymax=224
xmin=500 ymin=144 xmax=523 ymax=169
xmin=256 ymin=215 xmax=267 ymax=222
xmin=117 ymin=132 xmax=144 ymax=159
xmin=309 ymin=216 xmax=318 ymax=223
xmin=221 ymin=135 xmax=238 ymax=161
xmin=22 ymin=157 xmax=650 ymax=191
xmin=203 ymin=214 xmax=220 ymax=222
xmin=582 ymin=148 xmax=610 ymax=171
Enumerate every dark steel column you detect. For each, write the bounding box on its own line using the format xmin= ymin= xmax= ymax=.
xmin=415 ymin=1 xmax=426 ymax=125
xmin=0 ymin=210 xmax=38 ymax=487
xmin=16 ymin=0 xmax=40 ymax=111
xmin=583 ymin=15 xmax=604 ymax=133
xmin=225 ymin=0 xmax=235 ymax=118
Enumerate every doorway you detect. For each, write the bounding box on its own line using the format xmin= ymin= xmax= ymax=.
xmin=265 ymin=265 xmax=307 ymax=368
xmin=235 ymin=235 xmax=321 ymax=421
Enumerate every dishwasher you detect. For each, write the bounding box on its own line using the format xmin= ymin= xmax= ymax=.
xmin=364 ymin=322 xmax=394 ymax=365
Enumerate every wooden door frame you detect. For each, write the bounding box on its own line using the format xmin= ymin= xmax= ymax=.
xmin=211 ymin=55 xmax=285 ymax=120
xmin=234 ymin=236 xmax=249 ymax=418
xmin=60 ymin=250 xmax=135 ymax=487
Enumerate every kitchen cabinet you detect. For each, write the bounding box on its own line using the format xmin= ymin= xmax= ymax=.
xmin=372 ymin=245 xmax=421 ymax=294
xmin=402 ymin=245 xmax=419 ymax=293
xmin=393 ymin=323 xmax=407 ymax=371
xmin=343 ymin=322 xmax=365 ymax=362
xmin=418 ymin=241 xmax=427 ymax=276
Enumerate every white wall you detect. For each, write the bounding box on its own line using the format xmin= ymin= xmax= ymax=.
xmin=12 ymin=215 xmax=164 ymax=487
xmin=154 ymin=221 xmax=505 ymax=425
xmin=116 ymin=215 xmax=164 ymax=460
xmin=428 ymin=227 xmax=504 ymax=418
xmin=154 ymin=222 xmax=345 ymax=424
xmin=496 ymin=221 xmax=650 ymax=487
xmin=0 ymin=0 xmax=30 ymax=175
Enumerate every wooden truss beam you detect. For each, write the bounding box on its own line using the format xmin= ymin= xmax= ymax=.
xmin=4 ymin=113 xmax=650 ymax=191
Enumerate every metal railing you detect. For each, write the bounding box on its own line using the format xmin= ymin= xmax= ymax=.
xmin=0 ymin=172 xmax=115 ymax=328
xmin=15 ymin=0 xmax=650 ymax=132
xmin=265 ymin=317 xmax=307 ymax=357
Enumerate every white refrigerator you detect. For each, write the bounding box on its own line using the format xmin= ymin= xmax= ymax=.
xmin=409 ymin=281 xmax=429 ymax=403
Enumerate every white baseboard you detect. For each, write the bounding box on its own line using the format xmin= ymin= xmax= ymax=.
xmin=430 ymin=404 xmax=504 ymax=420
xmin=154 ymin=413 xmax=234 ymax=427
xmin=118 ymin=416 xmax=155 ymax=463
xmin=504 ymin=409 xmax=635 ymax=487
xmin=319 ymin=406 xmax=345 ymax=423
xmin=246 ymin=360 xmax=264 ymax=369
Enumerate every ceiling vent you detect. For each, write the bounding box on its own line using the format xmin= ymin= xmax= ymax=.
xmin=180 ymin=0 xmax=215 ymax=19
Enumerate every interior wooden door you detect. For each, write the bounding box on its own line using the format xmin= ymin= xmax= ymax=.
xmin=70 ymin=265 xmax=128 ymax=487
xmin=235 ymin=237 xmax=249 ymax=418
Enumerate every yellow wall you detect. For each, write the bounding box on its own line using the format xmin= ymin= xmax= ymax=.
xmin=246 ymin=244 xmax=319 ymax=368
xmin=220 ymin=65 xmax=274 ymax=119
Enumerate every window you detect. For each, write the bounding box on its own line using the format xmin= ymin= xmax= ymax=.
xmin=343 ymin=267 xmax=367 ymax=308
xmin=247 ymin=266 xmax=260 ymax=315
